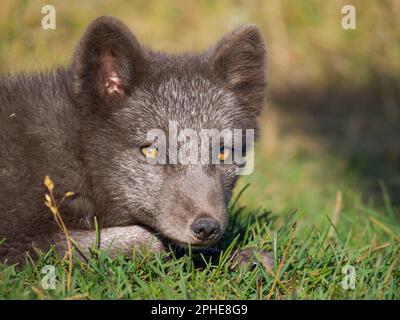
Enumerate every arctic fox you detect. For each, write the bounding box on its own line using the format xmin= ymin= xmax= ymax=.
xmin=0 ymin=17 xmax=267 ymax=264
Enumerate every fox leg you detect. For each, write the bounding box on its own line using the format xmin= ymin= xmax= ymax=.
xmin=53 ymin=225 xmax=165 ymax=259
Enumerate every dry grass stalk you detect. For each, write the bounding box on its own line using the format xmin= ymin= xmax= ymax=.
xmin=44 ymin=175 xmax=75 ymax=291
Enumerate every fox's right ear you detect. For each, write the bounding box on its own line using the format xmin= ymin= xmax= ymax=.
xmin=209 ymin=24 xmax=267 ymax=117
xmin=70 ymin=16 xmax=147 ymax=108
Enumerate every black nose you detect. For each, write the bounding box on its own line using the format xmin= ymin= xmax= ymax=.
xmin=191 ymin=218 xmax=221 ymax=241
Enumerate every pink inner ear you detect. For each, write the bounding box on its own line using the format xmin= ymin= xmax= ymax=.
xmin=104 ymin=74 xmax=124 ymax=95
xmin=101 ymin=52 xmax=125 ymax=95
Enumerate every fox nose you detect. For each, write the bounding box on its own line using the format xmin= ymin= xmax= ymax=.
xmin=191 ymin=218 xmax=221 ymax=241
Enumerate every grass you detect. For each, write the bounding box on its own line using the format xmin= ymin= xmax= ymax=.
xmin=0 ymin=0 xmax=399 ymax=299
xmin=0 ymin=182 xmax=399 ymax=299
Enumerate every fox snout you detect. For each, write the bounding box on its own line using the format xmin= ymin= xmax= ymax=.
xmin=156 ymin=168 xmax=229 ymax=247
xmin=177 ymin=199 xmax=227 ymax=247
xmin=191 ymin=218 xmax=221 ymax=241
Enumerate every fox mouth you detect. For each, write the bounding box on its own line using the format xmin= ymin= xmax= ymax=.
xmin=133 ymin=220 xmax=223 ymax=249
xmin=158 ymin=232 xmax=222 ymax=250
xmin=170 ymin=238 xmax=220 ymax=249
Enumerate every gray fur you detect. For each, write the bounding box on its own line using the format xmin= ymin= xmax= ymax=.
xmin=0 ymin=17 xmax=267 ymax=264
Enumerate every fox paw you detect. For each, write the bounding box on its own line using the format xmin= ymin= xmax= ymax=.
xmin=230 ymin=247 xmax=274 ymax=271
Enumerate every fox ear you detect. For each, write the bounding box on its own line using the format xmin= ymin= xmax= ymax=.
xmin=70 ymin=16 xmax=146 ymax=107
xmin=209 ymin=24 xmax=267 ymax=116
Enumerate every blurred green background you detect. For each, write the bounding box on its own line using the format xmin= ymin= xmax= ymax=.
xmin=1 ymin=0 xmax=399 ymax=241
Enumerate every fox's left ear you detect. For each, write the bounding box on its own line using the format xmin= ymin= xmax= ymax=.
xmin=70 ymin=16 xmax=147 ymax=109
xmin=209 ymin=24 xmax=267 ymax=116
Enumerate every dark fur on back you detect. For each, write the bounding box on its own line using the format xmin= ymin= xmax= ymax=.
xmin=0 ymin=17 xmax=267 ymax=264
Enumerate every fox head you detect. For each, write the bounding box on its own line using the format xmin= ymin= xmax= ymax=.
xmin=69 ymin=17 xmax=267 ymax=248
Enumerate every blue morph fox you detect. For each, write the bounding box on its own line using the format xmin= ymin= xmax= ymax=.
xmin=0 ymin=17 xmax=267 ymax=265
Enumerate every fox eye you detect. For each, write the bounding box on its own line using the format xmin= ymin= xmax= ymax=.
xmin=218 ymin=146 xmax=231 ymax=161
xmin=141 ymin=146 xmax=159 ymax=159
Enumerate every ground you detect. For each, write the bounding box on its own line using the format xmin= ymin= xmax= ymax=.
xmin=0 ymin=159 xmax=399 ymax=299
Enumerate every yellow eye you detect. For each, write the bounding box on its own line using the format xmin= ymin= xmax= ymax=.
xmin=218 ymin=147 xmax=230 ymax=161
xmin=141 ymin=146 xmax=159 ymax=159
